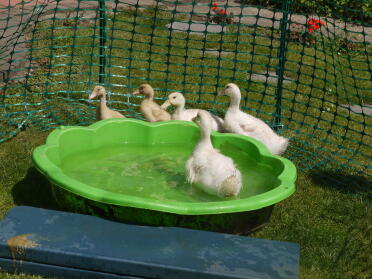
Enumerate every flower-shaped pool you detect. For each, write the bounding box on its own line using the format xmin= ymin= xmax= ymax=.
xmin=32 ymin=118 xmax=296 ymax=233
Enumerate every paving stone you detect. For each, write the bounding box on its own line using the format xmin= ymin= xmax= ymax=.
xmin=340 ymin=104 xmax=372 ymax=116
xmin=166 ymin=21 xmax=227 ymax=35
xmin=249 ymin=71 xmax=294 ymax=83
xmin=203 ymin=49 xmax=234 ymax=56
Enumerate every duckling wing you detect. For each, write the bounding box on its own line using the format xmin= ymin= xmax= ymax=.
xmin=209 ymin=113 xmax=224 ymax=132
xmin=179 ymin=109 xmax=199 ymax=121
xmin=186 ymin=149 xmax=242 ymax=196
xmin=224 ymin=118 xmax=249 ymax=135
xmin=186 ymin=151 xmax=213 ymax=184
xmin=140 ymin=104 xmax=157 ymax=122
xmin=185 ymin=157 xmax=197 ymax=183
xmin=100 ymin=108 xmax=125 ymax=119
xmin=240 ymin=122 xmax=256 ymax=132
xmin=111 ymin=110 xmax=125 ymax=118
xmin=194 ymin=151 xmax=232 ymax=179
xmin=209 ymin=152 xmax=238 ymax=177
xmin=236 ymin=112 xmax=289 ymax=154
xmin=153 ymin=108 xmax=171 ymax=121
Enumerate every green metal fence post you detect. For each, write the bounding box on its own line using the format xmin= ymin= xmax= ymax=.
xmin=99 ymin=0 xmax=107 ymax=84
xmin=274 ymin=0 xmax=291 ymax=130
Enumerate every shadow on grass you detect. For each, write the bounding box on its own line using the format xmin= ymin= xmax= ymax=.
xmin=11 ymin=167 xmax=61 ymax=211
xmin=309 ymin=170 xmax=372 ymax=197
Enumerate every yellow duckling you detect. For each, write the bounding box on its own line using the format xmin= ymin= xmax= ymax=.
xmin=132 ymin=84 xmax=171 ymax=122
xmin=89 ymin=86 xmax=125 ymax=120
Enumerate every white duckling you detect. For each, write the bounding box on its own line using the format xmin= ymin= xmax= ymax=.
xmin=219 ymin=83 xmax=288 ymax=155
xmin=132 ymin=84 xmax=171 ymax=122
xmin=89 ymin=86 xmax=125 ymax=120
xmin=161 ymin=92 xmax=224 ymax=132
xmin=186 ymin=110 xmax=243 ymax=197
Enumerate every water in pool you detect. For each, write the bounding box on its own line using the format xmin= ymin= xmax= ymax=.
xmin=61 ymin=143 xmax=280 ymax=202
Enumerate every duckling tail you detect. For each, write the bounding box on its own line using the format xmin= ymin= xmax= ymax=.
xmin=220 ymin=175 xmax=241 ymax=197
xmin=275 ymin=136 xmax=289 ymax=155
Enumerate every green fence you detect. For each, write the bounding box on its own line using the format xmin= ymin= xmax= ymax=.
xmin=0 ymin=0 xmax=371 ymax=195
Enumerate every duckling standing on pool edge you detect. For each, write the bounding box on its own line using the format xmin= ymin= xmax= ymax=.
xmin=219 ymin=83 xmax=289 ymax=155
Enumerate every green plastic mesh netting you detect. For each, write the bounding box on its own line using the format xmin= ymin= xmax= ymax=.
xmin=0 ymin=0 xmax=371 ymax=195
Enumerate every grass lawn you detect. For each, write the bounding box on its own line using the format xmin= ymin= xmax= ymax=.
xmin=0 ymin=128 xmax=370 ymax=279
xmin=0 ymin=6 xmax=371 ymax=279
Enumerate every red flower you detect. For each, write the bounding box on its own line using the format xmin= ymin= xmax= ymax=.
xmin=212 ymin=6 xmax=217 ymax=11
xmin=307 ymin=19 xmax=325 ymax=26
xmin=308 ymin=25 xmax=320 ymax=32
xmin=307 ymin=18 xmax=325 ymax=32
xmin=211 ymin=2 xmax=218 ymax=10
xmin=218 ymin=9 xmax=226 ymax=15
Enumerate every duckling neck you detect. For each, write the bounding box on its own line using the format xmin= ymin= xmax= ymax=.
xmin=99 ymin=95 xmax=108 ymax=109
xmin=175 ymin=103 xmax=185 ymax=114
xmin=195 ymin=127 xmax=213 ymax=151
xmin=228 ymin=94 xmax=241 ymax=112
xmin=145 ymin=91 xmax=154 ymax=100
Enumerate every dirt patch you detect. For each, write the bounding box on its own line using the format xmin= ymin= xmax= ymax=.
xmin=7 ymin=234 xmax=40 ymax=265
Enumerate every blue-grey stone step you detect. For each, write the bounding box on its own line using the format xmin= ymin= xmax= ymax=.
xmin=0 ymin=206 xmax=300 ymax=279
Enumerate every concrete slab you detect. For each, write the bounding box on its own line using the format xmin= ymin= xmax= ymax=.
xmin=204 ymin=49 xmax=235 ymax=56
xmin=340 ymin=104 xmax=372 ymax=116
xmin=249 ymin=71 xmax=294 ymax=83
xmin=166 ymin=21 xmax=227 ymax=35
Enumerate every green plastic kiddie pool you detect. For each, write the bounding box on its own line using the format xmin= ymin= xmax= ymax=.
xmin=32 ymin=118 xmax=297 ymax=233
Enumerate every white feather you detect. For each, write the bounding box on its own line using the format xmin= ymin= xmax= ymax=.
xmin=161 ymin=92 xmax=224 ymax=132
xmin=221 ymin=83 xmax=289 ymax=155
xmin=185 ymin=110 xmax=243 ymax=197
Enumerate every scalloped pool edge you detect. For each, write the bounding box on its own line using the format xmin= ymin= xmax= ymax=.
xmin=32 ymin=118 xmax=297 ymax=215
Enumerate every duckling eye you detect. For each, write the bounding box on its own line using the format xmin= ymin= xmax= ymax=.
xmin=172 ymin=96 xmax=176 ymax=99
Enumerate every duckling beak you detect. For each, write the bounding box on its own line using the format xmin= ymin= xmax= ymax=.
xmin=160 ymin=100 xmax=171 ymax=110
xmin=132 ymin=89 xmax=141 ymax=95
xmin=88 ymin=92 xmax=97 ymax=99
